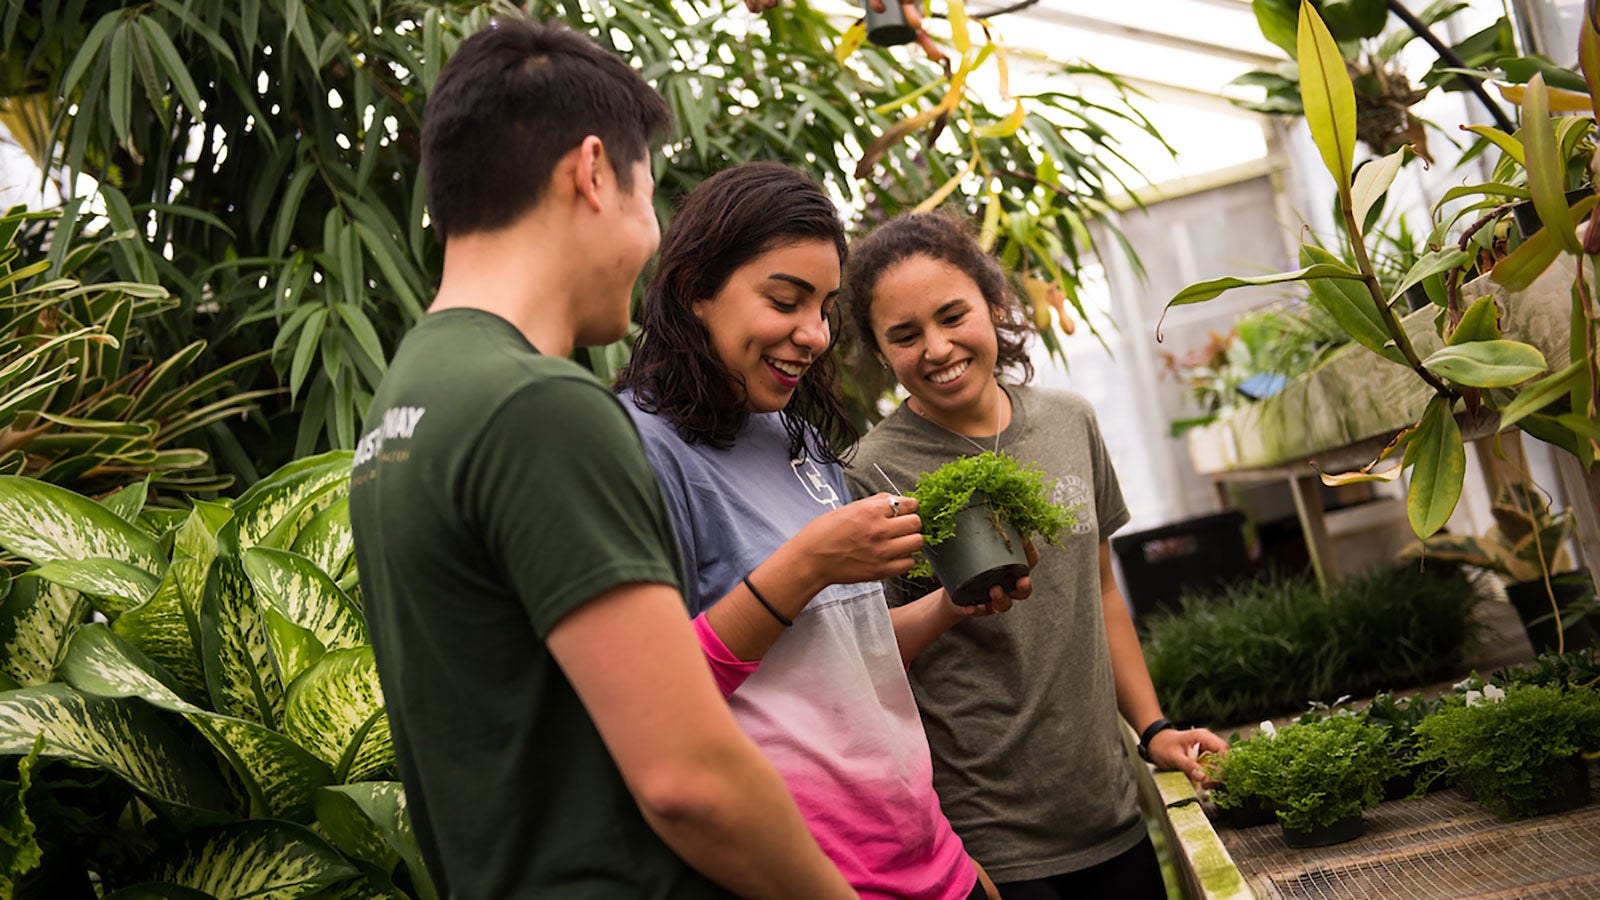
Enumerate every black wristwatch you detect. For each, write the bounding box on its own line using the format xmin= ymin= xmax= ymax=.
xmin=1137 ymin=717 xmax=1176 ymax=763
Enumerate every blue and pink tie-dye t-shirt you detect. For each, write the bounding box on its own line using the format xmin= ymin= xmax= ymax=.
xmin=623 ymin=398 xmax=976 ymax=900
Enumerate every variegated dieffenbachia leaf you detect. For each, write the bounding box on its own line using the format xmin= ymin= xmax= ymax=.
xmin=288 ymin=495 xmax=354 ymax=582
xmin=100 ymin=476 xmax=152 ymax=525
xmin=134 ymin=820 xmax=358 ymax=899
xmin=314 ymin=783 xmax=437 ymax=900
xmin=0 ymin=476 xmax=166 ymax=575
xmin=201 ymin=552 xmax=284 ymax=729
xmin=101 ymin=884 xmax=215 ymax=899
xmin=0 ymin=684 xmax=230 ymax=812
xmin=115 ymin=570 xmax=207 ymax=701
xmin=30 ymin=558 xmax=160 ymax=618
xmin=283 ymin=649 xmax=392 ymax=783
xmin=234 ymin=452 xmax=353 ymax=551
xmin=0 ymin=577 xmax=89 ymax=687
xmin=243 ymin=548 xmax=366 ymax=685
xmin=59 ymin=626 xmax=335 ymax=821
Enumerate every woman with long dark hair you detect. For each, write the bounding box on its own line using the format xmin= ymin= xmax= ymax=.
xmin=617 ymin=163 xmax=1027 ymax=900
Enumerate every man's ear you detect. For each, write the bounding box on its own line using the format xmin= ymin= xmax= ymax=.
xmin=572 ymin=135 xmax=607 ymax=211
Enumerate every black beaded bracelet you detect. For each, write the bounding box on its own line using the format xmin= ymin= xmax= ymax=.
xmin=1137 ymin=716 xmax=1176 ymax=763
xmin=742 ymin=575 xmax=793 ymax=628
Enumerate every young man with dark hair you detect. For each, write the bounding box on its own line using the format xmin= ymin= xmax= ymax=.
xmin=348 ymin=19 xmax=853 ymax=899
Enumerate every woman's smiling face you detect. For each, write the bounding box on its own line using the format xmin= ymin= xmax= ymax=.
xmin=869 ymin=254 xmax=1000 ymax=421
xmin=693 ymin=239 xmax=842 ymax=413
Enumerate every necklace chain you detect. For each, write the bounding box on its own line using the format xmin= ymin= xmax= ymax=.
xmin=910 ymin=386 xmax=1005 ymax=456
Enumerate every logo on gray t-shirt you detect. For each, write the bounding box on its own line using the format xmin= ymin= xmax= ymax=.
xmin=793 ymin=457 xmax=840 ymax=507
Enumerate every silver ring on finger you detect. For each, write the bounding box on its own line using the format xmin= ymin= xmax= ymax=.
xmin=888 ymin=495 xmax=901 ymax=516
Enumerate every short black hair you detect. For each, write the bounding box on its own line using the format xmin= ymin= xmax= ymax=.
xmin=616 ymin=163 xmax=856 ymax=464
xmin=422 ymin=18 xmax=672 ymax=241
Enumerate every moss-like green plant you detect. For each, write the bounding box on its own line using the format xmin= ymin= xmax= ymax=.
xmin=1212 ymin=715 xmax=1396 ymax=833
xmin=1205 ymin=729 xmax=1276 ymax=814
xmin=1412 ymin=683 xmax=1600 ymax=819
xmin=907 ymin=452 xmax=1077 ymax=577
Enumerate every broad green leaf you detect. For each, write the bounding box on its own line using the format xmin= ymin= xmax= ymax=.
xmin=101 ymin=884 xmax=215 ymax=900
xmin=234 ymin=452 xmax=352 ymax=550
xmin=1403 ymin=397 xmax=1466 ymax=538
xmin=1351 ymin=147 xmax=1408 ymax=226
xmin=315 ymin=783 xmax=437 ymax=900
xmin=201 ymin=551 xmax=284 ymax=728
xmin=284 ymin=648 xmax=393 ymax=783
xmin=59 ymin=625 xmax=333 ymax=820
xmin=1582 ymin=1 xmax=1600 ymax=119
xmin=1521 ymin=75 xmax=1583 ymax=255
xmin=30 ymin=558 xmax=159 ymax=617
xmin=1166 ymin=262 xmax=1361 ymax=307
xmin=0 ymin=477 xmax=165 ymax=574
xmin=1297 ymin=0 xmax=1357 ymax=193
xmin=1299 ymin=244 xmax=1399 ymax=358
xmin=101 ymin=476 xmax=152 ymax=524
xmin=288 ymin=496 xmax=353 ymax=580
xmin=137 ymin=820 xmax=358 ymax=898
xmin=1447 ymin=295 xmax=1502 ymax=345
xmin=1462 ymin=124 xmax=1524 ymax=167
xmin=244 ymin=548 xmax=366 ymax=686
xmin=1423 ymin=340 xmax=1547 ymax=388
xmin=1314 ymin=462 xmax=1403 ymax=486
xmin=1556 ymin=411 xmax=1600 ymax=441
xmin=1391 ymin=248 xmax=1472 ymax=303
xmin=0 ymin=578 xmax=88 ymax=687
xmin=0 ymin=684 xmax=229 ymax=812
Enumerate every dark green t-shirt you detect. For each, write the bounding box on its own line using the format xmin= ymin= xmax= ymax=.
xmin=349 ymin=309 xmax=726 ymax=899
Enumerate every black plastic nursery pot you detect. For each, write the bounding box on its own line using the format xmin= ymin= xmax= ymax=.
xmin=1505 ymin=574 xmax=1598 ymax=655
xmin=924 ymin=492 xmax=1030 ymax=607
xmin=1487 ymin=755 xmax=1592 ymax=819
xmin=1281 ymin=813 xmax=1364 ymax=849
xmin=1222 ymin=795 xmax=1277 ymax=829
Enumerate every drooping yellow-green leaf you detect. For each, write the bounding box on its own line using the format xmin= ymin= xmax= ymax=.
xmin=1166 ymin=262 xmax=1362 ymax=308
xmin=1463 ymin=124 xmax=1525 ymax=168
xmin=283 ymin=648 xmax=392 ymax=783
xmin=1581 ymin=1 xmax=1600 ymax=119
xmin=0 ymin=684 xmax=230 ymax=812
xmin=1297 ymin=0 xmax=1357 ymax=194
xmin=1403 ymin=397 xmax=1466 ymax=538
xmin=1423 ymin=340 xmax=1548 ymax=388
xmin=1448 ymin=295 xmax=1503 ymax=346
xmin=1521 ymin=74 xmax=1583 ymax=255
xmin=0 ymin=477 xmax=166 ymax=575
xmin=834 ymin=20 xmax=867 ymax=64
xmin=138 ymin=820 xmax=358 ymax=899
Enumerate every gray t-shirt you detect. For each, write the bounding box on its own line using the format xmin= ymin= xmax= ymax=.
xmin=846 ymin=383 xmax=1143 ymax=882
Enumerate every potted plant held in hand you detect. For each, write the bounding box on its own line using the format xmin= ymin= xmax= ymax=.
xmin=1204 ymin=725 xmax=1280 ymax=829
xmin=1402 ymin=483 xmax=1597 ymax=654
xmin=1413 ymin=682 xmax=1600 ymax=819
xmin=909 ymin=451 xmax=1077 ymax=606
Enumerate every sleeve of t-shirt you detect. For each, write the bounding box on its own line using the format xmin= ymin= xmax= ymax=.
xmin=1085 ymin=407 xmax=1131 ymax=541
xmin=464 ymin=378 xmax=683 ymax=637
xmin=627 ymin=416 xmax=707 ymax=615
xmin=692 ymin=614 xmax=759 ymax=697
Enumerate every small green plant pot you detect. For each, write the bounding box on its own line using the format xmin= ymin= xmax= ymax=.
xmin=1222 ymin=795 xmax=1277 ymax=829
xmin=1479 ymin=755 xmax=1592 ymax=819
xmin=1281 ymin=813 xmax=1363 ymax=849
xmin=924 ymin=492 xmax=1029 ymax=607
